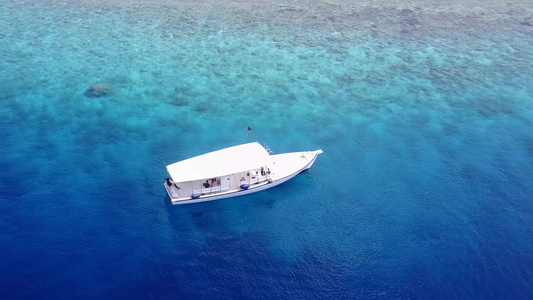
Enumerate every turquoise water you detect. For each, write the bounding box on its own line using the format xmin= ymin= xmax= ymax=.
xmin=1 ymin=0 xmax=533 ymax=298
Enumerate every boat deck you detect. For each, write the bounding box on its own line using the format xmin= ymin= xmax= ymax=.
xmin=166 ymin=173 xmax=273 ymax=203
xmin=269 ymin=151 xmax=316 ymax=179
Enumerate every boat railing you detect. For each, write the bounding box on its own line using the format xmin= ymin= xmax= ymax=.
xmin=263 ymin=143 xmax=273 ymax=154
xmin=197 ymin=185 xmax=227 ymax=196
xmin=243 ymin=174 xmax=272 ymax=186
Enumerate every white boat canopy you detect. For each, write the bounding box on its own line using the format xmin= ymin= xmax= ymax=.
xmin=166 ymin=142 xmax=271 ymax=182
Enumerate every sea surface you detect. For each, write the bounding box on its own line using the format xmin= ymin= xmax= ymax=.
xmin=1 ymin=0 xmax=532 ymax=299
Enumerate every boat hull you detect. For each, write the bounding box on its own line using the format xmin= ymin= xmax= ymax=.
xmin=164 ymin=149 xmax=322 ymax=205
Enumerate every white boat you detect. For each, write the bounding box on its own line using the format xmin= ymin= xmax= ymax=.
xmin=164 ymin=142 xmax=323 ymax=205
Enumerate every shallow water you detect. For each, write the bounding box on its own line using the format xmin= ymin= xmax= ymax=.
xmin=1 ymin=0 xmax=532 ymax=299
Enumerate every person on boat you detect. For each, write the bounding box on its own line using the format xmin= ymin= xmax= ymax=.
xmin=248 ymin=126 xmax=252 ymax=135
xmin=165 ymin=178 xmax=180 ymax=189
xmin=203 ymin=180 xmax=210 ymax=188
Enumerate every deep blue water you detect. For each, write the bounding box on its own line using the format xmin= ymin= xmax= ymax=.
xmin=1 ymin=0 xmax=533 ymax=299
